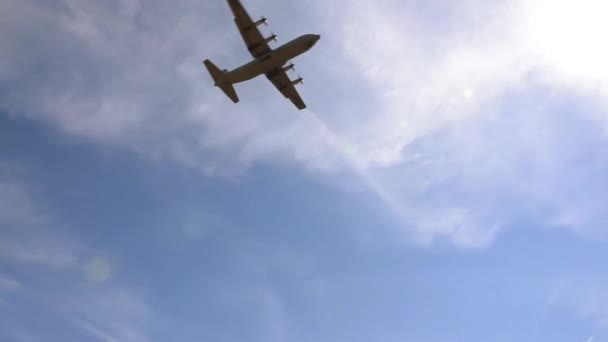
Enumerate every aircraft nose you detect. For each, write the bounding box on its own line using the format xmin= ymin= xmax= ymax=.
xmin=307 ymin=35 xmax=320 ymax=47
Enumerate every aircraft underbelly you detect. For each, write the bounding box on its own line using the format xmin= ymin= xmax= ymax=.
xmin=228 ymin=43 xmax=305 ymax=84
xmin=228 ymin=61 xmax=263 ymax=84
xmin=228 ymin=57 xmax=280 ymax=83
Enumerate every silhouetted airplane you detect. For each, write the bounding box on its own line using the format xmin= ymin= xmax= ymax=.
xmin=204 ymin=0 xmax=321 ymax=110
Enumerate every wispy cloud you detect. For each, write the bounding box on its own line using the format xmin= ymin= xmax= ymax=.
xmin=549 ymin=276 xmax=608 ymax=332
xmin=70 ymin=318 xmax=122 ymax=342
xmin=59 ymin=286 xmax=152 ymax=342
xmin=0 ymin=165 xmax=153 ymax=341
xmin=3 ymin=0 xmax=608 ymax=247
xmin=8 ymin=331 xmax=44 ymax=342
xmin=0 ymin=165 xmax=40 ymax=225
xmin=314 ymin=0 xmax=608 ymax=245
xmin=0 ymin=170 xmax=81 ymax=269
xmin=0 ymin=274 xmax=20 ymax=291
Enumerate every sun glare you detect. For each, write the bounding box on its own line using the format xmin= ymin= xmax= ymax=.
xmin=83 ymin=257 xmax=112 ymax=283
xmin=464 ymin=88 xmax=474 ymax=99
xmin=524 ymin=0 xmax=608 ymax=82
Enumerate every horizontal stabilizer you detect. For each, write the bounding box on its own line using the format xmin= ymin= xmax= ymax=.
xmin=203 ymin=59 xmax=239 ymax=103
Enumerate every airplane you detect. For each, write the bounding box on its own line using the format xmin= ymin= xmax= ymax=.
xmin=203 ymin=0 xmax=321 ymax=110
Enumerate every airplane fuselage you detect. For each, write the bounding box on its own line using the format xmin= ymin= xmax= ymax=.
xmin=226 ymin=34 xmax=320 ymax=84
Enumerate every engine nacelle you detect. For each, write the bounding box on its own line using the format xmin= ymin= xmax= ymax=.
xmin=254 ymin=17 xmax=268 ymax=27
xmin=282 ymin=63 xmax=295 ymax=72
xmin=245 ymin=17 xmax=267 ymax=31
xmin=264 ymin=34 xmax=277 ymax=44
xmin=291 ymin=77 xmax=303 ymax=86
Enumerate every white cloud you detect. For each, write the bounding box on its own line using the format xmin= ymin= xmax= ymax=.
xmin=2 ymin=0 xmax=608 ymax=247
xmin=312 ymin=0 xmax=608 ymax=246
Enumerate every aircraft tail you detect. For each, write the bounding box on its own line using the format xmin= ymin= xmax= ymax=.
xmin=203 ymin=59 xmax=239 ymax=103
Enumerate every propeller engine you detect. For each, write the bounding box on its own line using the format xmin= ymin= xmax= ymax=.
xmin=255 ymin=16 xmax=268 ymax=27
xmin=291 ymin=76 xmax=303 ymax=86
xmin=282 ymin=63 xmax=295 ymax=73
xmin=264 ymin=33 xmax=277 ymax=44
xmin=245 ymin=16 xmax=267 ymax=31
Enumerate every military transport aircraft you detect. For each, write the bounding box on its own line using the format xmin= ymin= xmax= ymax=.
xmin=203 ymin=0 xmax=321 ymax=110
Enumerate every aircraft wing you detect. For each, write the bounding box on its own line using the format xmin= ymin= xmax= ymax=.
xmin=227 ymin=0 xmax=272 ymax=58
xmin=266 ymin=68 xmax=306 ymax=110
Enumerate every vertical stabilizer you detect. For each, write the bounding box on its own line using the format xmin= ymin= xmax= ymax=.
xmin=203 ymin=59 xmax=239 ymax=103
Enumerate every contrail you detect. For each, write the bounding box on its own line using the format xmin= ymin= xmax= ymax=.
xmin=303 ymin=111 xmax=409 ymax=223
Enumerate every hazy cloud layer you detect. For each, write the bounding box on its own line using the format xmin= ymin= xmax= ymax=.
xmin=2 ymin=0 xmax=608 ymax=247
xmin=0 ymin=167 xmax=80 ymax=269
xmin=0 ymin=168 xmax=153 ymax=341
xmin=3 ymin=2 xmax=608 ymax=340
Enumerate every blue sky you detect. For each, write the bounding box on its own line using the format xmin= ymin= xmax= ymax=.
xmin=2 ymin=0 xmax=608 ymax=341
